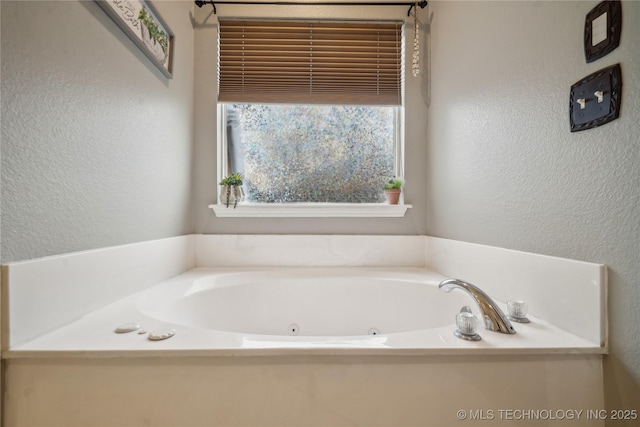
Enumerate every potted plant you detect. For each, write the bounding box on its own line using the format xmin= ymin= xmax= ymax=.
xmin=383 ymin=178 xmax=403 ymax=205
xmin=219 ymin=172 xmax=245 ymax=208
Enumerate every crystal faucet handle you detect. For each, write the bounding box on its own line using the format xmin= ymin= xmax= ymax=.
xmin=456 ymin=312 xmax=476 ymax=334
xmin=507 ymin=300 xmax=531 ymax=323
xmin=454 ymin=312 xmax=481 ymax=341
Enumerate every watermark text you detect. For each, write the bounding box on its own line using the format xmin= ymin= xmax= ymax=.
xmin=456 ymin=409 xmax=637 ymax=421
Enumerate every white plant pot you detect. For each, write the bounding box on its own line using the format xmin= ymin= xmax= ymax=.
xmin=220 ymin=185 xmax=245 ymax=207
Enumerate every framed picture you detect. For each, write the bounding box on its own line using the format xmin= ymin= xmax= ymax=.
xmin=96 ymin=0 xmax=174 ymax=78
xmin=584 ymin=0 xmax=622 ymax=63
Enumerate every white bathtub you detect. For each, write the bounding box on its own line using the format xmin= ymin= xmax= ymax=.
xmin=9 ymin=267 xmax=603 ymax=356
xmin=3 ymin=236 xmax=609 ymax=426
xmin=138 ymin=269 xmax=470 ymax=337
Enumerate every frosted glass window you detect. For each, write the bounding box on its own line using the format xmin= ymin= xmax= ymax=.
xmin=222 ymin=104 xmax=399 ymax=203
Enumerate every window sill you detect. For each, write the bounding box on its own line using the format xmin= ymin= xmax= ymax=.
xmin=209 ymin=203 xmax=412 ymax=218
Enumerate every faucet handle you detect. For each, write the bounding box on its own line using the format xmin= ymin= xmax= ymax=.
xmin=507 ymin=300 xmax=531 ymax=323
xmin=454 ymin=312 xmax=481 ymax=341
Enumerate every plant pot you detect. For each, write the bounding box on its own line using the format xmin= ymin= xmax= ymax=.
xmin=220 ymin=185 xmax=245 ymax=208
xmin=384 ymin=188 xmax=401 ymax=205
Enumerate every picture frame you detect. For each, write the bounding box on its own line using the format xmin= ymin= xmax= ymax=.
xmin=584 ymin=0 xmax=622 ymax=63
xmin=96 ymin=0 xmax=174 ymax=78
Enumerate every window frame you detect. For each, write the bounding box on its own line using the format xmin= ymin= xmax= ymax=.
xmin=212 ymin=103 xmax=410 ymax=218
xmin=212 ymin=17 xmax=411 ymax=218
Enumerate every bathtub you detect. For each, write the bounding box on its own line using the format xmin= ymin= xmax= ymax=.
xmin=3 ymin=236 xmax=607 ymax=426
xmin=138 ymin=269 xmax=470 ymax=337
xmin=9 ymin=267 xmax=602 ymax=356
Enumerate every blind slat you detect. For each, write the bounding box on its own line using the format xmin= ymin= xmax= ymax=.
xmin=218 ymin=19 xmax=404 ymax=106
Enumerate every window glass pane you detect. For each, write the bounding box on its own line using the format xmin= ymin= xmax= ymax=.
xmin=225 ymin=104 xmax=396 ymax=203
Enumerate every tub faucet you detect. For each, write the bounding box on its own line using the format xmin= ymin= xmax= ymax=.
xmin=439 ymin=279 xmax=516 ymax=334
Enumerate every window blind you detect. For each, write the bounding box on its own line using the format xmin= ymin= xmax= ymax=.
xmin=218 ymin=19 xmax=404 ymax=105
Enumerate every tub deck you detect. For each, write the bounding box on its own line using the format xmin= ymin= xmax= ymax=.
xmin=4 ymin=267 xmax=604 ymax=359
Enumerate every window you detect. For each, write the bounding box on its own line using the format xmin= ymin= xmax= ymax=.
xmin=222 ymin=103 xmax=399 ymax=203
xmin=216 ymin=19 xmax=407 ymax=214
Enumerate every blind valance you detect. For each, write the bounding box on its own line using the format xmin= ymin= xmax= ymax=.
xmin=218 ymin=19 xmax=404 ymax=105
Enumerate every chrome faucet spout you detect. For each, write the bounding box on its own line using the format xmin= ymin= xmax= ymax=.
xmin=439 ymin=278 xmax=516 ymax=334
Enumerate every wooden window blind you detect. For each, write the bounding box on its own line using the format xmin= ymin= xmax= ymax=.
xmin=218 ymin=19 xmax=404 ymax=105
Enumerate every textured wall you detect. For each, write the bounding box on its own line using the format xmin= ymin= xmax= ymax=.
xmin=192 ymin=3 xmax=430 ymax=235
xmin=1 ymin=0 xmax=195 ymax=263
xmin=427 ymin=0 xmax=640 ymax=422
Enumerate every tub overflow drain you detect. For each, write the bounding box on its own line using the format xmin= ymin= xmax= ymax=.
xmin=368 ymin=328 xmax=381 ymax=336
xmin=288 ymin=323 xmax=300 ymax=336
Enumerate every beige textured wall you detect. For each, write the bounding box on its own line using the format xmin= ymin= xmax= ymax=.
xmin=1 ymin=0 xmax=195 ymax=263
xmin=427 ymin=1 xmax=640 ymax=423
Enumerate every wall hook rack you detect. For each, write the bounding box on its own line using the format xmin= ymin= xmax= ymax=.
xmin=194 ymin=1 xmax=428 ymax=17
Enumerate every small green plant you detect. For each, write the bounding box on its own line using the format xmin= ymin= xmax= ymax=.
xmin=139 ymin=8 xmax=168 ymax=54
xmin=383 ymin=177 xmax=403 ymax=190
xmin=219 ymin=173 xmax=244 ymax=208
